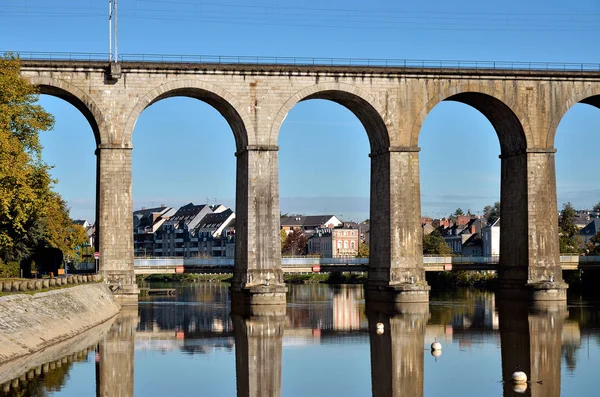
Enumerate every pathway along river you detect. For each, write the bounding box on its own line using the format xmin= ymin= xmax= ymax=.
xmin=1 ymin=283 xmax=600 ymax=396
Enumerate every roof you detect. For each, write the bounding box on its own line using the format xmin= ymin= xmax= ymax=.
xmin=196 ymin=209 xmax=234 ymax=229
xmin=580 ymin=219 xmax=600 ymax=236
xmin=281 ymin=215 xmax=338 ymax=228
xmin=170 ymin=203 xmax=208 ymax=222
xmin=463 ymin=233 xmax=482 ymax=247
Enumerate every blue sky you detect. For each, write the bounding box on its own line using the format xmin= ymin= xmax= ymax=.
xmin=1 ymin=0 xmax=599 ymax=221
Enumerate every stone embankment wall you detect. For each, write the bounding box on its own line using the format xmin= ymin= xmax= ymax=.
xmin=1 ymin=274 xmax=102 ymax=293
xmin=0 ymin=283 xmax=120 ymax=364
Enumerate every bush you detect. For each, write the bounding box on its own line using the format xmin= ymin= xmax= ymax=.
xmin=0 ymin=260 xmax=21 ymax=278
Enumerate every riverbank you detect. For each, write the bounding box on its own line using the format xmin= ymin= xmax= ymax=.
xmin=139 ymin=271 xmax=496 ymax=287
xmin=0 ymin=283 xmax=120 ymax=365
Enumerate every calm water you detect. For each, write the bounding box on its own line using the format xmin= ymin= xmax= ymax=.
xmin=2 ymin=283 xmax=600 ymax=397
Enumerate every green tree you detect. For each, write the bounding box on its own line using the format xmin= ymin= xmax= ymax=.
xmin=357 ymin=242 xmax=369 ymax=258
xmin=559 ymin=202 xmax=581 ymax=254
xmin=453 ymin=208 xmax=465 ymax=216
xmin=282 ymin=229 xmax=307 ymax=256
xmin=423 ymin=230 xmax=452 ymax=255
xmin=483 ymin=202 xmax=500 ymax=225
xmin=593 ymin=201 xmax=600 ymax=214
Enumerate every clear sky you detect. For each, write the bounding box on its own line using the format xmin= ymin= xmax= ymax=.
xmin=1 ymin=0 xmax=599 ymax=222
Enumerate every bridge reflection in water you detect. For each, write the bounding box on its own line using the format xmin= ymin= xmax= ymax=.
xmin=0 ymin=285 xmax=586 ymax=396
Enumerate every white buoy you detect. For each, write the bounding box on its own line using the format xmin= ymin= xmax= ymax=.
xmin=376 ymin=322 xmax=384 ymax=335
xmin=512 ymin=383 xmax=528 ymax=393
xmin=431 ymin=349 xmax=442 ymax=358
xmin=512 ymin=371 xmax=527 ymax=384
xmin=431 ymin=337 xmax=442 ymax=351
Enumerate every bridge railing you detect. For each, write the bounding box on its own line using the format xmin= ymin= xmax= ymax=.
xmin=8 ymin=51 xmax=600 ymax=72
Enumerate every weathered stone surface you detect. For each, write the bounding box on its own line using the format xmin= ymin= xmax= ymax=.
xmin=0 ymin=284 xmax=120 ymax=364
xmin=19 ymin=60 xmax=600 ymax=302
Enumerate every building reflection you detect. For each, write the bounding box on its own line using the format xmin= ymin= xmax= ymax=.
xmin=497 ymin=299 xmax=566 ymax=397
xmin=232 ymin=306 xmax=285 ymax=397
xmin=367 ymin=302 xmax=428 ymax=397
xmin=96 ymin=307 xmax=138 ymax=397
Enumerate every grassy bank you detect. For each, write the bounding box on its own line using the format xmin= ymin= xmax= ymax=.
xmin=426 ymin=271 xmax=497 ymax=288
xmin=138 ymin=272 xmax=368 ymax=285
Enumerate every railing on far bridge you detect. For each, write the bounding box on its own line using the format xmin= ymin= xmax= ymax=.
xmin=8 ymin=51 xmax=600 ymax=72
xmin=133 ymin=255 xmax=600 ymax=275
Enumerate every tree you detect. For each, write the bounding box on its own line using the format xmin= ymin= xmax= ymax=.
xmin=423 ymin=230 xmax=452 ymax=255
xmin=586 ymin=232 xmax=600 ymax=256
xmin=559 ymin=202 xmax=581 ymax=254
xmin=593 ymin=201 xmax=600 ymax=214
xmin=453 ymin=208 xmax=465 ymax=216
xmin=483 ymin=202 xmax=500 ymax=225
xmin=357 ymin=242 xmax=369 ymax=258
xmin=280 ymin=229 xmax=287 ymax=252
xmin=282 ymin=229 xmax=307 ymax=256
xmin=0 ymin=53 xmax=54 ymax=262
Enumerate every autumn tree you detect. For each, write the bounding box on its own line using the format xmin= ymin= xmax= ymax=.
xmin=423 ymin=230 xmax=452 ymax=255
xmin=282 ymin=229 xmax=307 ymax=256
xmin=0 ymin=53 xmax=54 ymax=262
xmin=586 ymin=233 xmax=600 ymax=255
xmin=357 ymin=242 xmax=369 ymax=258
xmin=558 ymin=202 xmax=581 ymax=254
xmin=593 ymin=201 xmax=600 ymax=214
xmin=0 ymin=53 xmax=85 ymax=273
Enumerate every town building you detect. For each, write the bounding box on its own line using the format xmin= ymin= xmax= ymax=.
xmin=482 ymin=218 xmax=501 ymax=256
xmin=188 ymin=209 xmax=236 ymax=258
xmin=308 ymin=226 xmax=360 ymax=258
xmin=133 ymin=205 xmax=176 ymax=257
xmin=154 ymin=203 xmax=213 ymax=257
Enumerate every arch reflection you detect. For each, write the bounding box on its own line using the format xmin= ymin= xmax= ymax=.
xmin=498 ymin=299 xmax=566 ymax=397
xmin=367 ymin=302 xmax=428 ymax=397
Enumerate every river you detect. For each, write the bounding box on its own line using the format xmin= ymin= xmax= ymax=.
xmin=1 ymin=283 xmax=599 ymax=396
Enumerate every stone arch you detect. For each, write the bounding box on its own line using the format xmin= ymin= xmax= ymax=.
xmin=124 ymin=80 xmax=250 ymax=151
xmin=270 ymin=82 xmax=390 ymax=152
xmin=26 ymin=76 xmax=104 ymax=145
xmin=548 ymin=87 xmax=600 ymax=148
xmin=410 ymin=86 xmax=529 ymax=157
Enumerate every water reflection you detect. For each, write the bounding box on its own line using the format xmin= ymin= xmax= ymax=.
xmin=232 ymin=306 xmax=285 ymax=397
xmin=96 ymin=307 xmax=137 ymax=397
xmin=367 ymin=302 xmax=428 ymax=397
xmin=498 ymin=300 xmax=566 ymax=397
xmin=3 ymin=284 xmax=598 ymax=396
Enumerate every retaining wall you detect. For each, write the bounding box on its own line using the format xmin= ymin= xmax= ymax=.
xmin=0 ymin=283 xmax=120 ymax=364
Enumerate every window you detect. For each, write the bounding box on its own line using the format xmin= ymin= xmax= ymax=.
xmin=351 ymin=241 xmax=355 ymax=249
xmin=344 ymin=241 xmax=348 ymax=249
xmin=337 ymin=241 xmax=342 ymax=249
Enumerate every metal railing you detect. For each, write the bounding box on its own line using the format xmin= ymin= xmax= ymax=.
xmin=7 ymin=51 xmax=600 ymax=72
xmin=133 ymin=255 xmax=600 ymax=268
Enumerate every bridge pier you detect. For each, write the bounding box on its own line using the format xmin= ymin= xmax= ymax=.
xmin=96 ymin=144 xmax=138 ymax=305
xmin=366 ymin=149 xmax=430 ymax=303
xmin=498 ymin=150 xmax=567 ymax=301
xmin=231 ymin=147 xmax=287 ymax=306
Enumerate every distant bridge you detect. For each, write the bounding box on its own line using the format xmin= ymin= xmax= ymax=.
xmin=132 ymin=255 xmax=600 ymax=275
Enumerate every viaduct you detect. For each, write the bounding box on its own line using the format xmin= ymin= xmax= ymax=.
xmin=17 ymin=55 xmax=600 ymax=305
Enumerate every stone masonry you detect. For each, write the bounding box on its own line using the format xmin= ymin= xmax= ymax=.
xmin=19 ymin=60 xmax=600 ymax=303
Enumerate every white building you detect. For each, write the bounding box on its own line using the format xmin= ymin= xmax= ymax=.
xmin=482 ymin=218 xmax=500 ymax=257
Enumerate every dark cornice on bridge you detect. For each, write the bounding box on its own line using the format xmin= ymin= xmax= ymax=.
xmin=19 ymin=59 xmax=600 ymax=81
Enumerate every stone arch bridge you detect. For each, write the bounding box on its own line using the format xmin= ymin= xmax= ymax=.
xmin=18 ymin=57 xmax=600 ymax=304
